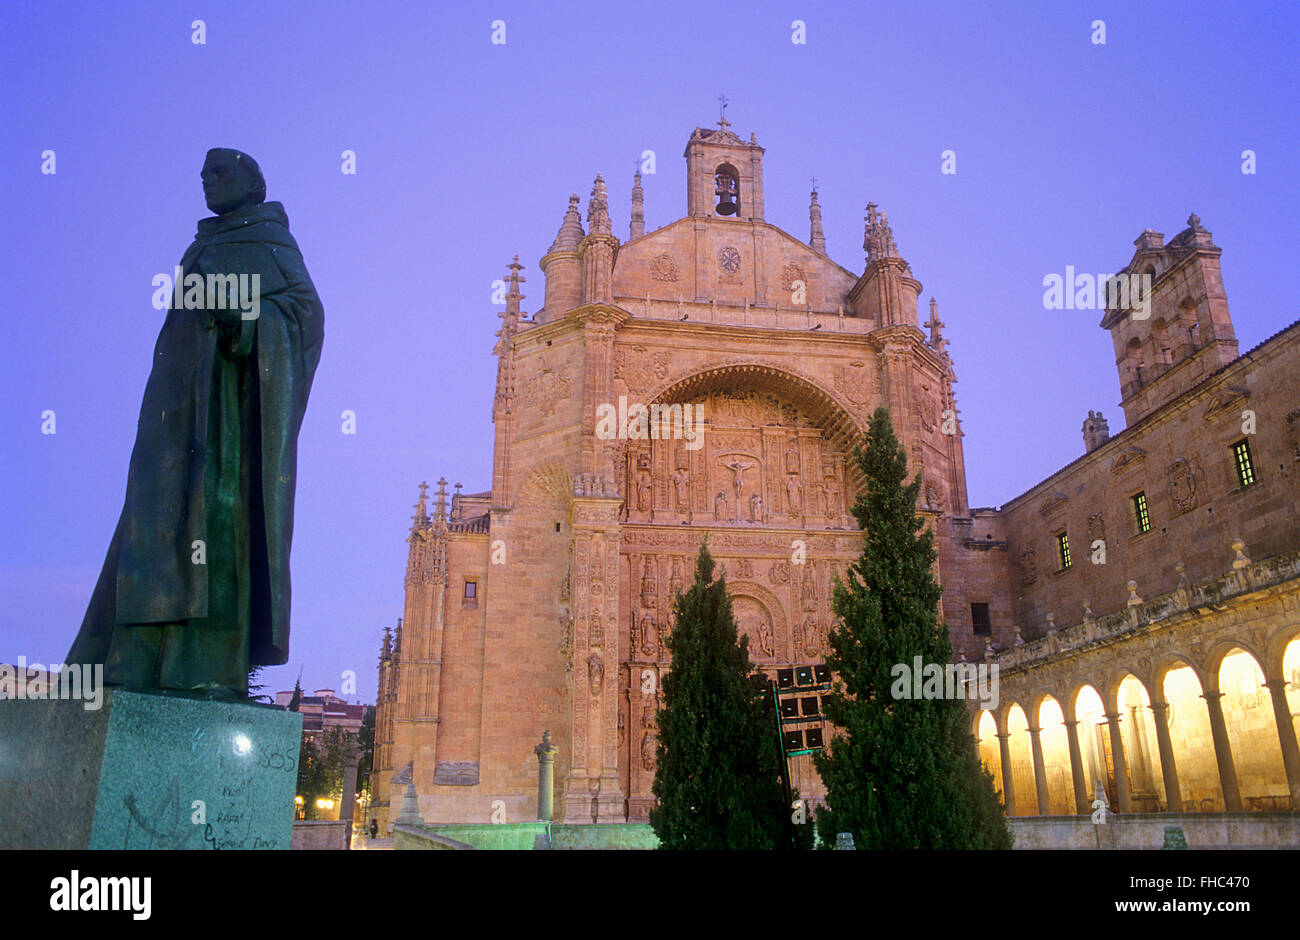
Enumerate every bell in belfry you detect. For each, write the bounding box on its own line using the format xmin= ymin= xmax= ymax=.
xmin=714 ymin=170 xmax=739 ymax=215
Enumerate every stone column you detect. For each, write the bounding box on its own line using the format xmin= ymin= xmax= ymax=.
xmin=1027 ymin=724 xmax=1051 ymax=815
xmin=1149 ymin=699 xmax=1183 ymax=813
xmin=1126 ymin=703 xmax=1152 ymax=793
xmin=1104 ymin=712 xmax=1132 ymax=813
xmin=996 ymin=731 xmax=1016 ymax=816
xmin=535 ymin=730 xmax=558 ymax=821
xmin=1201 ymin=690 xmax=1243 ymax=811
xmin=1264 ymin=677 xmax=1300 ymax=810
xmin=1063 ymin=717 xmax=1090 ymax=814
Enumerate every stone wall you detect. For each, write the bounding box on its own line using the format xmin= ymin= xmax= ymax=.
xmin=291 ymin=820 xmax=351 ymax=851
xmin=1009 ymin=812 xmax=1300 ymax=849
xmin=997 ymin=320 xmax=1300 ymax=639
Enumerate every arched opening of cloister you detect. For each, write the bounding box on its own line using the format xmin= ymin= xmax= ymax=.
xmin=975 ymin=710 xmax=1003 ymax=804
xmin=1036 ymin=697 xmax=1074 ymax=815
xmin=1116 ymin=674 xmax=1165 ymax=812
xmin=1217 ymin=646 xmax=1289 ymax=811
xmin=1005 ymin=703 xmax=1036 ymax=815
xmin=1074 ymin=685 xmax=1113 ymax=809
xmin=1162 ymin=661 xmax=1222 ymax=811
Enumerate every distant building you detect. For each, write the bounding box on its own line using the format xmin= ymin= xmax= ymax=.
xmin=276 ymin=687 xmax=368 ymax=737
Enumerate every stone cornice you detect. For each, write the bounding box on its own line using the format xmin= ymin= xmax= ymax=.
xmin=619 ymin=524 xmax=862 ymax=554
xmin=992 ymin=547 xmax=1300 ymax=675
xmin=568 ymin=304 xmax=631 ymax=330
xmin=613 ymin=316 xmax=879 ymax=350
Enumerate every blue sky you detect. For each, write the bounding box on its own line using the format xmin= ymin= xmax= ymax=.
xmin=3 ymin=0 xmax=1296 ymax=704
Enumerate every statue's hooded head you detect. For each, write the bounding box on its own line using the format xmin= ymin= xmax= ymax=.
xmin=201 ymin=148 xmax=267 ymax=216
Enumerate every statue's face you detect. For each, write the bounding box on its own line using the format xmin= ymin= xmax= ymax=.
xmin=201 ymin=152 xmax=257 ymax=215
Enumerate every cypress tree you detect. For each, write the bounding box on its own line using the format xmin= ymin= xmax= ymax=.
xmin=814 ymin=406 xmax=1011 ymax=849
xmin=650 ymin=541 xmax=792 ymax=849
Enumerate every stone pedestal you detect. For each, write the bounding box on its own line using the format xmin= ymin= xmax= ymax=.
xmin=0 ymin=688 xmax=302 ymax=849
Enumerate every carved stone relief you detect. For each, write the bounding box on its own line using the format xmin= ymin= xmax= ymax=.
xmin=1021 ymin=548 xmax=1038 ymax=585
xmin=1168 ymin=457 xmax=1198 ymax=513
xmin=615 ymin=344 xmax=673 ymax=394
xmin=832 ymin=361 xmax=875 ymax=407
xmin=523 ymin=365 xmax=573 ymax=420
xmin=649 ymin=253 xmax=679 ymax=282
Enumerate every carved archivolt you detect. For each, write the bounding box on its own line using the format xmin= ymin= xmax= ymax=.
xmin=619 ymin=378 xmax=860 ymax=529
xmin=644 ymin=360 xmax=866 ymax=435
xmin=518 ymin=462 xmax=573 ymax=509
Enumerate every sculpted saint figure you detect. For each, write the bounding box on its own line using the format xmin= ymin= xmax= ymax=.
xmin=637 ymin=470 xmax=652 ymax=512
xmin=673 ymin=469 xmax=689 ymax=511
xmin=640 ymin=612 xmax=657 ymax=656
xmin=66 ymin=149 xmax=324 ymax=697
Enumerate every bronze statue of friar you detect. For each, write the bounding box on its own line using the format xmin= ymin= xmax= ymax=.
xmin=66 ymin=149 xmax=324 ymax=698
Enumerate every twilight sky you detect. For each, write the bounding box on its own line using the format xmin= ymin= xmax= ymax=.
xmin=2 ymin=0 xmax=1297 ymax=705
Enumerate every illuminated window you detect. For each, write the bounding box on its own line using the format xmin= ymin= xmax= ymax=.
xmin=1233 ymin=440 xmax=1256 ymax=487
xmin=1057 ymin=532 xmax=1071 ymax=570
xmin=1132 ymin=492 xmax=1151 ymax=533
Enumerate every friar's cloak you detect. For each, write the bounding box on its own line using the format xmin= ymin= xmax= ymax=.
xmin=68 ymin=200 xmax=323 ymax=669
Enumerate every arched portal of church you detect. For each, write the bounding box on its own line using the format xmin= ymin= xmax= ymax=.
xmin=975 ymin=710 xmax=1003 ymax=803
xmin=1162 ymin=663 xmax=1221 ymax=811
xmin=1074 ymin=685 xmax=1114 ymax=810
xmin=1218 ymin=647 xmax=1289 ymax=811
xmin=1036 ymin=697 xmax=1074 ymax=815
xmin=1116 ymin=675 xmax=1165 ymax=812
xmin=1005 ymin=704 xmax=1036 ymax=815
xmin=615 ymin=363 xmax=872 ymax=818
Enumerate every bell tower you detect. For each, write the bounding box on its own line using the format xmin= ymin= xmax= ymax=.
xmin=684 ymin=99 xmax=765 ymax=222
xmin=1100 ymin=214 xmax=1239 ymax=426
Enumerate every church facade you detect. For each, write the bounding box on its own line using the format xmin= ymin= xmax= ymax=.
xmin=370 ymin=120 xmax=1300 ymax=832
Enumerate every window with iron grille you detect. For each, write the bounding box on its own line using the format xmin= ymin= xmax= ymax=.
xmin=1057 ymin=532 xmax=1071 ymax=569
xmin=971 ymin=602 xmax=991 ymax=636
xmin=1233 ymin=439 xmax=1256 ymax=487
xmin=1132 ymin=492 xmax=1151 ymax=533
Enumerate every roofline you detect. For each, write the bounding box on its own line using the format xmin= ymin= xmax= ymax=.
xmin=997 ymin=316 xmax=1300 ymax=511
